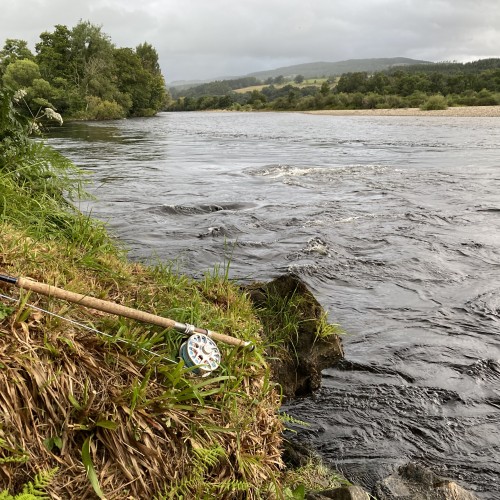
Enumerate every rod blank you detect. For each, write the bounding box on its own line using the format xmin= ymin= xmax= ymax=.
xmin=0 ymin=274 xmax=253 ymax=349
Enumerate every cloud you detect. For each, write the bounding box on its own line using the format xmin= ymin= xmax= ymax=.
xmin=1 ymin=0 xmax=499 ymax=81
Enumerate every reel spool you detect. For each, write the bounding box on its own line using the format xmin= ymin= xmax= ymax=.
xmin=179 ymin=333 xmax=221 ymax=376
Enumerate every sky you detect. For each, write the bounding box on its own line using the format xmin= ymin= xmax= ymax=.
xmin=1 ymin=0 xmax=500 ymax=83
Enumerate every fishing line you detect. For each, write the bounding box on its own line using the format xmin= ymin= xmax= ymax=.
xmin=0 ymin=291 xmax=178 ymax=364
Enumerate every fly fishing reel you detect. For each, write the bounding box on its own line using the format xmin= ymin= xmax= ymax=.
xmin=179 ymin=333 xmax=221 ymax=376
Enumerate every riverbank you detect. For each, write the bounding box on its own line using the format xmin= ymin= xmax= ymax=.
xmin=304 ymin=105 xmax=500 ymax=117
xmin=0 ymin=89 xmax=282 ymax=498
xmin=0 ymin=88 xmax=352 ymax=498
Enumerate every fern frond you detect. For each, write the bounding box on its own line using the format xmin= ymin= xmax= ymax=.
xmin=192 ymin=445 xmax=225 ymax=471
xmin=21 ymin=468 xmax=58 ymax=498
xmin=280 ymin=411 xmax=310 ymax=427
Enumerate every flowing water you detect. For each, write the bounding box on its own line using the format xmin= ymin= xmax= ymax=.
xmin=47 ymin=111 xmax=500 ymax=497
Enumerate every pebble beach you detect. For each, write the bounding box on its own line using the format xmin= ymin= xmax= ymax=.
xmin=305 ymin=105 xmax=500 ymax=117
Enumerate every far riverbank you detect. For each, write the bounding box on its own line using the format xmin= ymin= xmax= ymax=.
xmin=304 ymin=105 xmax=500 ymax=117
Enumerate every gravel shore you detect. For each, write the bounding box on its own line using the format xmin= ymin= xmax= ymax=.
xmin=304 ymin=105 xmax=500 ymax=117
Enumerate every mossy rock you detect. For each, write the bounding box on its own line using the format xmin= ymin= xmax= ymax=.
xmin=245 ymin=274 xmax=344 ymax=398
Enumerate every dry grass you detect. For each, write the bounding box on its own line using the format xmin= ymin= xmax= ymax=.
xmin=0 ymin=224 xmax=284 ymax=498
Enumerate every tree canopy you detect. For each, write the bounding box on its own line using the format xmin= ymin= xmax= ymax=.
xmin=0 ymin=21 xmax=169 ymax=120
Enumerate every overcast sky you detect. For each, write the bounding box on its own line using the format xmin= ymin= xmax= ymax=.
xmin=2 ymin=0 xmax=500 ymax=82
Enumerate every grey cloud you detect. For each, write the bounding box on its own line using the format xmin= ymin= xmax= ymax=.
xmin=1 ymin=0 xmax=499 ymax=81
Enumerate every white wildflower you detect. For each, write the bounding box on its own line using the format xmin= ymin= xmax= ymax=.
xmin=44 ymin=107 xmax=63 ymax=125
xmin=13 ymin=89 xmax=27 ymax=103
xmin=29 ymin=121 xmax=41 ymax=135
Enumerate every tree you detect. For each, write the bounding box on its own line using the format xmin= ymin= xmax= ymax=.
xmin=2 ymin=59 xmax=41 ymax=88
xmin=69 ymin=21 xmax=115 ymax=95
xmin=0 ymin=39 xmax=34 ymax=76
xmin=294 ymin=74 xmax=305 ymax=84
xmin=114 ymin=46 xmax=167 ymax=116
xmin=336 ymin=72 xmax=369 ymax=93
xmin=246 ymin=90 xmax=267 ymax=106
xmin=35 ymin=25 xmax=72 ymax=81
xmin=319 ymin=81 xmax=330 ymax=95
xmin=2 ymin=21 xmax=169 ymax=118
xmin=136 ymin=42 xmax=161 ymax=74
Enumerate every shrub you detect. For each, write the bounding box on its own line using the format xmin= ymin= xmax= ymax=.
xmin=377 ymin=94 xmax=404 ymax=109
xmin=406 ymin=90 xmax=428 ymax=108
xmin=85 ymin=96 xmax=126 ymax=120
xmin=420 ymin=94 xmax=448 ymax=110
xmin=476 ymin=88 xmax=499 ymax=105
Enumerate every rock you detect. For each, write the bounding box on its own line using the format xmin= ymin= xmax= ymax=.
xmin=245 ymin=274 xmax=344 ymax=398
xmin=374 ymin=463 xmax=479 ymax=500
xmin=306 ymin=485 xmax=370 ymax=499
xmin=282 ymin=439 xmax=314 ymax=468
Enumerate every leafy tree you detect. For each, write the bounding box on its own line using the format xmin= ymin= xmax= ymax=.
xmin=114 ymin=46 xmax=167 ymax=115
xmin=294 ymin=74 xmax=305 ymax=84
xmin=319 ymin=81 xmax=330 ymax=95
xmin=246 ymin=90 xmax=267 ymax=108
xmin=136 ymin=42 xmax=161 ymax=74
xmin=1 ymin=21 xmax=167 ymax=119
xmin=336 ymin=72 xmax=369 ymax=93
xmin=366 ymin=72 xmax=390 ymax=94
xmin=69 ymin=21 xmax=115 ymax=97
xmin=2 ymin=59 xmax=41 ymax=88
xmin=35 ymin=25 xmax=72 ymax=81
xmin=0 ymin=39 xmax=34 ymax=76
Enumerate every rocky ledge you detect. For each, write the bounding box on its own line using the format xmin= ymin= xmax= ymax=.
xmin=245 ymin=274 xmax=344 ymax=398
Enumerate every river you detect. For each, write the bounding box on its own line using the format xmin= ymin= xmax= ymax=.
xmin=47 ymin=111 xmax=500 ymax=498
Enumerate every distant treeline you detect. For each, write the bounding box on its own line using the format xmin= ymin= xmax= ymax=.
xmin=170 ymin=77 xmax=261 ymax=99
xmin=0 ymin=21 xmax=169 ymax=120
xmin=167 ymin=59 xmax=500 ymax=112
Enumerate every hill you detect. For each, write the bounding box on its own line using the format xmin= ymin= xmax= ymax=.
xmin=168 ymin=57 xmax=432 ymax=89
xmin=246 ymin=57 xmax=431 ymax=80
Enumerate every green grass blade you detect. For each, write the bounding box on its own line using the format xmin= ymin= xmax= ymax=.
xmin=82 ymin=435 xmax=105 ymax=499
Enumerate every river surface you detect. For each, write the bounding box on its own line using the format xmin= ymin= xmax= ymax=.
xmin=47 ymin=111 xmax=500 ymax=498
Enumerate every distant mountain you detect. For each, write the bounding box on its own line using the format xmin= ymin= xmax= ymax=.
xmin=246 ymin=57 xmax=432 ymax=80
xmin=168 ymin=57 xmax=432 ymax=89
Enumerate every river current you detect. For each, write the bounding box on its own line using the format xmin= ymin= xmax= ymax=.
xmin=47 ymin=111 xmax=500 ymax=498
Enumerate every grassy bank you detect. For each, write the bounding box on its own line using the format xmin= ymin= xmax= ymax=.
xmin=0 ymin=88 xmax=287 ymax=498
xmin=0 ymin=219 xmax=285 ymax=498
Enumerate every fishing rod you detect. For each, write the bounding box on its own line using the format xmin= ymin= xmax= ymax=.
xmin=0 ymin=273 xmax=254 ymax=375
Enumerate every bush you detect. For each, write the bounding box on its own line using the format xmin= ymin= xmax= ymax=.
xmin=378 ymin=94 xmax=405 ymax=109
xmin=420 ymin=94 xmax=448 ymax=110
xmin=85 ymin=96 xmax=126 ymax=120
xmin=406 ymin=90 xmax=428 ymax=108
xmin=476 ymin=88 xmax=499 ymax=105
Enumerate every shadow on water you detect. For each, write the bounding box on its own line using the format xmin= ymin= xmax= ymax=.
xmin=48 ymin=121 xmax=129 ymax=143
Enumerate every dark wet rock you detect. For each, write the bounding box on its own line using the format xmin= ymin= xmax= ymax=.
xmin=374 ymin=463 xmax=479 ymax=500
xmin=282 ymin=439 xmax=315 ymax=469
xmin=306 ymin=485 xmax=370 ymax=500
xmin=245 ymin=274 xmax=344 ymax=398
